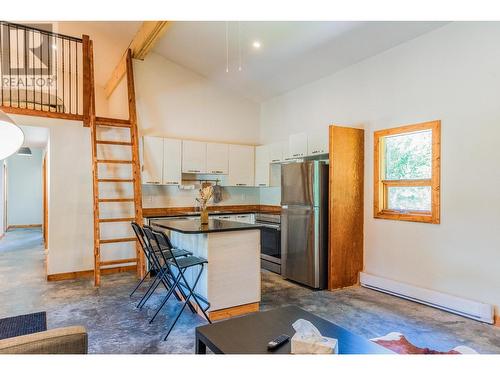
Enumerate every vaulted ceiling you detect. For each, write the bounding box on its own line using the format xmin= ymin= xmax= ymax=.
xmin=153 ymin=21 xmax=448 ymax=102
xmin=54 ymin=21 xmax=448 ymax=102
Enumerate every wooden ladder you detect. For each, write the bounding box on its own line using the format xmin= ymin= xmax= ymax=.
xmin=84 ymin=39 xmax=145 ymax=286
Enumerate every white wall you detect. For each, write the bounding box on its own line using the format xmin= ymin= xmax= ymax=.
xmin=10 ymin=115 xmax=93 ymax=275
xmin=134 ymin=52 xmax=262 ymax=208
xmin=260 ymin=22 xmax=500 ymax=313
xmin=6 ymin=148 xmax=44 ymax=226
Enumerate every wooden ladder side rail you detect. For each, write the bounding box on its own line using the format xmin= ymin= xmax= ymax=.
xmin=82 ymin=35 xmax=91 ymax=128
xmin=125 ymin=48 xmax=146 ymax=279
xmin=87 ymin=39 xmax=102 ymax=286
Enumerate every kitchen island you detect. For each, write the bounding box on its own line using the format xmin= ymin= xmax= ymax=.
xmin=150 ymin=218 xmax=263 ymax=320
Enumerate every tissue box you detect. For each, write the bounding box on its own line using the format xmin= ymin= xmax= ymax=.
xmin=291 ymin=334 xmax=339 ymax=354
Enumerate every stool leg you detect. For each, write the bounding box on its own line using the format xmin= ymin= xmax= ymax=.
xmin=130 ymin=269 xmax=151 ymax=297
xmin=149 ymin=272 xmax=182 ymax=323
xmin=186 ymin=265 xmax=212 ymax=324
xmin=137 ymin=267 xmax=167 ymax=309
xmin=163 ymin=264 xmax=207 ymax=340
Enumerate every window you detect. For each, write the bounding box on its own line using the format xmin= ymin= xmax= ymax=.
xmin=374 ymin=120 xmax=440 ymax=224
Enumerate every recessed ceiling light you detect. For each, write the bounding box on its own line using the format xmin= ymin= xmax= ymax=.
xmin=252 ymin=41 xmax=261 ymax=49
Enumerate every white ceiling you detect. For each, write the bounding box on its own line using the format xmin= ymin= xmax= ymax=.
xmin=20 ymin=125 xmax=49 ymax=148
xmin=154 ymin=21 xmax=448 ymax=102
xmin=56 ymin=21 xmax=142 ymax=86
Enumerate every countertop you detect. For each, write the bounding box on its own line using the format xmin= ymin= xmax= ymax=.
xmin=151 ymin=218 xmax=264 ymax=234
xmin=142 ymin=205 xmax=281 ymax=218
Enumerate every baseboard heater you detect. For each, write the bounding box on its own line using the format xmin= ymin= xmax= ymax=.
xmin=360 ymin=272 xmax=494 ymax=324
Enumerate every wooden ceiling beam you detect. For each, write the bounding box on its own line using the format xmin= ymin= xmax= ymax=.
xmin=104 ymin=21 xmax=171 ymax=98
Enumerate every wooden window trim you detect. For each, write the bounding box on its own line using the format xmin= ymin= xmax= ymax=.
xmin=374 ymin=120 xmax=440 ymax=224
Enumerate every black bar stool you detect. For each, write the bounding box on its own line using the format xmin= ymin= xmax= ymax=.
xmin=130 ymin=222 xmax=164 ymax=298
xmin=131 ymin=223 xmax=191 ymax=310
xmin=142 ymin=226 xmax=197 ymax=314
xmin=151 ymin=229 xmax=212 ymax=340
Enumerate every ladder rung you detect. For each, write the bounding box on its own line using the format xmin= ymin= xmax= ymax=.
xmin=97 ymin=159 xmax=133 ymax=164
xmin=99 ymin=217 xmax=135 ymax=223
xmin=100 ymin=258 xmax=138 ymax=266
xmin=98 ymin=198 xmax=134 ymax=203
xmin=95 ymin=116 xmax=131 ymax=128
xmin=97 ymin=178 xmax=134 ymax=183
xmin=99 ymin=237 xmax=137 ymax=244
xmin=96 ymin=140 xmax=133 ymax=146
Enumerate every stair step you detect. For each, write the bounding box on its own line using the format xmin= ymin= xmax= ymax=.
xmin=95 ymin=116 xmax=131 ymax=128
xmin=100 ymin=258 xmax=138 ymax=266
xmin=98 ymin=198 xmax=134 ymax=203
xmin=97 ymin=159 xmax=133 ymax=164
xmin=99 ymin=217 xmax=135 ymax=223
xmin=97 ymin=178 xmax=134 ymax=183
xmin=96 ymin=140 xmax=133 ymax=146
xmin=99 ymin=237 xmax=137 ymax=244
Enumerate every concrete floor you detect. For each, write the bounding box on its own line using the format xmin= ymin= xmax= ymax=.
xmin=1 ymin=228 xmax=499 ymax=354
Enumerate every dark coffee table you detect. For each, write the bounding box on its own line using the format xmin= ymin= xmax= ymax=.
xmin=195 ymin=305 xmax=392 ymax=354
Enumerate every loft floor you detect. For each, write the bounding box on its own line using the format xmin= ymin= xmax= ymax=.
xmin=1 ymin=228 xmax=499 ymax=354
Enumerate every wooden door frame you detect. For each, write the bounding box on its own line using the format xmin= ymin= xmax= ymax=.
xmin=2 ymin=162 xmax=7 ymax=235
xmin=42 ymin=154 xmax=48 ymax=249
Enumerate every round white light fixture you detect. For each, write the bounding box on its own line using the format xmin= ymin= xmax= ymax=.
xmin=252 ymin=40 xmax=261 ymax=49
xmin=0 ymin=110 xmax=24 ymax=160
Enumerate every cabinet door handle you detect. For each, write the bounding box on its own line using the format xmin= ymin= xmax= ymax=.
xmin=236 ymin=183 xmax=247 ymax=186
xmin=211 ymin=170 xmax=224 ymax=174
xmin=145 ymin=181 xmax=160 ymax=184
xmin=188 ymin=169 xmax=201 ymax=173
xmin=258 ymin=183 xmax=267 ymax=186
xmin=166 ymin=181 xmax=179 ymax=185
xmin=271 ymin=159 xmax=280 ymax=162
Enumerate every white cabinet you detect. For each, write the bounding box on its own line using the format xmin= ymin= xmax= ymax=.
xmin=163 ymin=138 xmax=182 ymax=185
xmin=182 ymin=140 xmax=207 ymax=173
xmin=141 ymin=136 xmax=182 ymax=185
xmin=307 ymin=129 xmax=329 ymax=156
xmin=142 ymin=136 xmax=163 ymax=185
xmin=206 ymin=143 xmax=229 ymax=175
xmin=289 ymin=132 xmax=308 ymax=158
xmin=282 ymin=140 xmax=294 ymax=161
xmin=228 ymin=145 xmax=255 ymax=187
xmin=255 ymin=145 xmax=270 ymax=187
xmin=269 ymin=142 xmax=283 ymax=163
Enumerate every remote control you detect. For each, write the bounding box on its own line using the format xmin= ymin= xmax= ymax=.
xmin=267 ymin=334 xmax=290 ymax=351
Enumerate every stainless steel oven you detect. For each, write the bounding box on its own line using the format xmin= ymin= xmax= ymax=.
xmin=256 ymin=213 xmax=281 ymax=274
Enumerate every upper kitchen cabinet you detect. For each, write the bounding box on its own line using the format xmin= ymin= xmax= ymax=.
xmin=282 ymin=140 xmax=294 ymax=161
xmin=163 ymin=138 xmax=182 ymax=185
xmin=182 ymin=140 xmax=207 ymax=173
xmin=255 ymin=145 xmax=270 ymax=187
xmin=307 ymin=128 xmax=329 ymax=156
xmin=142 ymin=136 xmax=163 ymax=185
xmin=228 ymin=144 xmax=255 ymax=186
xmin=289 ymin=132 xmax=308 ymax=158
xmin=206 ymin=143 xmax=229 ymax=175
xmin=269 ymin=142 xmax=283 ymax=163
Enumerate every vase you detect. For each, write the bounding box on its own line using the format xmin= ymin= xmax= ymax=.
xmin=200 ymin=209 xmax=209 ymax=224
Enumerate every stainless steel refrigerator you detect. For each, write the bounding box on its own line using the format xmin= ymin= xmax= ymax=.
xmin=281 ymin=160 xmax=328 ymax=289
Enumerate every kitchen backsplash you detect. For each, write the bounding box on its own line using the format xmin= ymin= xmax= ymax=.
xmin=142 ymin=184 xmax=262 ymax=208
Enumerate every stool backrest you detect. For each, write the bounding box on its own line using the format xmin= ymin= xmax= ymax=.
xmin=151 ymin=229 xmax=182 ymax=269
xmin=132 ymin=222 xmax=162 ymax=271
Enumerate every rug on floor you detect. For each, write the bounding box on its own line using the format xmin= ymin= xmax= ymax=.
xmin=371 ymin=332 xmax=478 ymax=354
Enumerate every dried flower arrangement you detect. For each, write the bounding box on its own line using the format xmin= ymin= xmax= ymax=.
xmin=196 ymin=185 xmax=213 ymax=224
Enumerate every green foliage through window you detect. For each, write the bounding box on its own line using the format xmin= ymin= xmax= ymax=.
xmin=385 ymin=130 xmax=432 ymax=180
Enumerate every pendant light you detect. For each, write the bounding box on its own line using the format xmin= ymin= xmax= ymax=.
xmin=0 ymin=110 xmax=24 ymax=160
